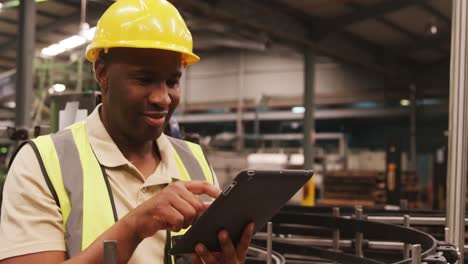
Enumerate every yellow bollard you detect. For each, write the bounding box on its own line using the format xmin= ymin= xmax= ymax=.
xmin=301 ymin=178 xmax=315 ymax=206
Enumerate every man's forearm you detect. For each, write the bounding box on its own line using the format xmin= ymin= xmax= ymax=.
xmin=64 ymin=216 xmax=142 ymax=264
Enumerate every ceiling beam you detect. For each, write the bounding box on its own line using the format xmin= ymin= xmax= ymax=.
xmin=254 ymin=0 xmax=418 ymax=72
xmin=346 ymin=2 xmax=448 ymax=55
xmin=0 ymin=8 xmax=74 ymax=25
xmin=404 ymin=31 xmax=451 ymax=53
xmin=338 ymin=31 xmax=420 ymax=68
xmin=421 ymin=3 xmax=451 ymax=25
xmin=0 ymin=32 xmax=16 ymax=38
xmin=323 ymin=0 xmax=431 ymax=34
xmin=0 ymin=17 xmax=17 ymax=25
xmin=251 ymin=0 xmax=319 ymax=28
xmin=58 ymin=0 xmax=112 ymax=8
xmin=37 ymin=10 xmax=62 ymax=20
xmin=51 ymin=0 xmax=80 ymax=9
xmin=171 ymin=0 xmax=412 ymax=82
xmin=0 ymin=6 xmax=106 ymax=54
xmin=0 ymin=59 xmax=15 ymax=68
xmin=0 ymin=55 xmax=14 ymax=61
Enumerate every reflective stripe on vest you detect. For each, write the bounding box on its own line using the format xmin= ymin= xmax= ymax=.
xmin=29 ymin=121 xmax=214 ymax=259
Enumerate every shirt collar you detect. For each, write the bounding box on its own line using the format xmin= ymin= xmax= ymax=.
xmin=86 ymin=105 xmax=127 ymax=167
xmin=85 ymin=105 xmax=182 ymax=181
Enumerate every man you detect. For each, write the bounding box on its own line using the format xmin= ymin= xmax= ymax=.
xmin=0 ymin=0 xmax=253 ymax=263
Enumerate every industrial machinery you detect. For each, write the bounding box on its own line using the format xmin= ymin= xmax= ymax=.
xmin=252 ymin=205 xmax=460 ymax=264
xmin=99 ymin=205 xmax=459 ymax=263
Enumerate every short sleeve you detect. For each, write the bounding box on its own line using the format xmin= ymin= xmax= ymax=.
xmin=0 ymin=144 xmax=66 ymax=260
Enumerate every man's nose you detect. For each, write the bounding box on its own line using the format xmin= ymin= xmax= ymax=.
xmin=148 ymin=82 xmax=171 ymax=108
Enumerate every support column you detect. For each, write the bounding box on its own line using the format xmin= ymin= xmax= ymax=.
xmin=302 ymin=49 xmax=315 ymax=206
xmin=409 ymin=84 xmax=417 ymax=172
xmin=76 ymin=57 xmax=84 ymax=92
xmin=236 ymin=51 xmax=245 ymax=152
xmin=446 ymin=0 xmax=468 ymax=261
xmin=303 ymin=49 xmax=315 ymax=169
xmin=15 ymin=0 xmax=36 ymax=128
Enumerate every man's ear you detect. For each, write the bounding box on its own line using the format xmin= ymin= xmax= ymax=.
xmin=94 ymin=58 xmax=108 ymax=94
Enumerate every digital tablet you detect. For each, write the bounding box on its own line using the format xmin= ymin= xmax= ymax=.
xmin=169 ymin=169 xmax=313 ymax=255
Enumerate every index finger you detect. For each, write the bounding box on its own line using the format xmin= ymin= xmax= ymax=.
xmin=184 ymin=181 xmax=221 ymax=198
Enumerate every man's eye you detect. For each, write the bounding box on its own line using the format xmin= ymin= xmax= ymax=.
xmin=166 ymin=79 xmax=179 ymax=88
xmin=136 ymin=77 xmax=153 ymax=84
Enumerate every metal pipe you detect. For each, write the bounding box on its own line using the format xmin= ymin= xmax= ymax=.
xmin=254 ymin=103 xmax=260 ymax=149
xmin=254 ymin=234 xmax=405 ymax=250
xmin=446 ymin=1 xmax=468 ymax=262
xmin=360 ymin=216 xmax=447 ymax=226
xmin=403 ymin=215 xmax=410 ymax=259
xmin=267 ymin=222 xmax=272 ymax=264
xmin=248 ymin=245 xmax=285 ymax=264
xmin=411 ymin=244 xmax=421 ymax=264
xmin=236 ymin=51 xmax=245 ymax=152
xmin=244 ymin=132 xmax=345 ymax=141
xmin=80 ymin=0 xmax=87 ymax=25
xmin=303 ymin=49 xmax=315 ymax=205
xmin=15 ymin=0 xmax=36 ymax=128
xmin=103 ymin=240 xmax=117 ymax=264
xmin=303 ymin=49 xmax=315 ymax=171
xmin=175 ymin=106 xmax=448 ymax=123
xmin=33 ymin=68 xmax=47 ymax=126
xmin=257 ymin=233 xmax=468 ymax=253
xmin=339 ymin=215 xmax=468 ymax=226
xmin=332 ymin=207 xmax=340 ymax=251
xmin=409 ymin=84 xmax=417 ymax=172
xmin=355 ymin=207 xmax=364 ymax=257
xmin=76 ymin=57 xmax=84 ymax=93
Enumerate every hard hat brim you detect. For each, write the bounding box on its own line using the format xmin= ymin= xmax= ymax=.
xmin=86 ymin=40 xmax=200 ymax=66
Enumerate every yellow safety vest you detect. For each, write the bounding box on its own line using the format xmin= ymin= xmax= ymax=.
xmin=22 ymin=121 xmax=214 ymax=263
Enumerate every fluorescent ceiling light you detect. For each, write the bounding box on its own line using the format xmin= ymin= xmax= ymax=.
xmin=52 ymin=83 xmax=66 ymax=93
xmin=4 ymin=101 xmax=15 ymax=108
xmin=40 ymin=27 xmax=96 ymax=58
xmin=60 ymin=35 xmax=86 ymax=50
xmin=3 ymin=0 xmax=48 ymax=9
xmin=41 ymin=44 xmax=66 ymax=57
xmin=82 ymin=26 xmax=96 ymax=41
xmin=291 ymin=106 xmax=305 ymax=113
xmin=400 ymin=99 xmax=410 ymax=106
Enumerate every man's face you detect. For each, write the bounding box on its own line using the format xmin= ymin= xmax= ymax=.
xmin=97 ymin=48 xmax=182 ymax=142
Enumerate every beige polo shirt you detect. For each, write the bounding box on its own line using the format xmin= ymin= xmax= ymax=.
xmin=0 ymin=106 xmax=216 ymax=263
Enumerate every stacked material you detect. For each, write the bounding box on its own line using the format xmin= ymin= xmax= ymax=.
xmin=401 ymin=171 xmax=421 ymax=208
xmin=320 ymin=170 xmax=383 ymax=207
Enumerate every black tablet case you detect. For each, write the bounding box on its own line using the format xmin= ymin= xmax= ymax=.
xmin=170 ymin=169 xmax=313 ymax=255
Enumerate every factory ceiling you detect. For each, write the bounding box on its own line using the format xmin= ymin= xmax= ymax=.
xmin=0 ymin=0 xmax=451 ymax=78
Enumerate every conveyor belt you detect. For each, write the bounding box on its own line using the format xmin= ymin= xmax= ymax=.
xmin=252 ymin=210 xmax=459 ymax=264
xmin=246 ymin=244 xmax=285 ymax=264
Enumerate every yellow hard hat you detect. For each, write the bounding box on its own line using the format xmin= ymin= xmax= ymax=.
xmin=86 ymin=0 xmax=200 ymax=66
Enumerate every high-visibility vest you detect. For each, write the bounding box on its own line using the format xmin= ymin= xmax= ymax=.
xmin=20 ymin=121 xmax=214 ymax=263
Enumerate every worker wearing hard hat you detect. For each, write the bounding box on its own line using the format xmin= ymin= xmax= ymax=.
xmin=0 ymin=0 xmax=254 ymax=263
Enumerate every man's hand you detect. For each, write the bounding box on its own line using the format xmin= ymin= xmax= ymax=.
xmin=123 ymin=181 xmax=221 ymax=240
xmin=190 ymin=223 xmax=255 ymax=264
